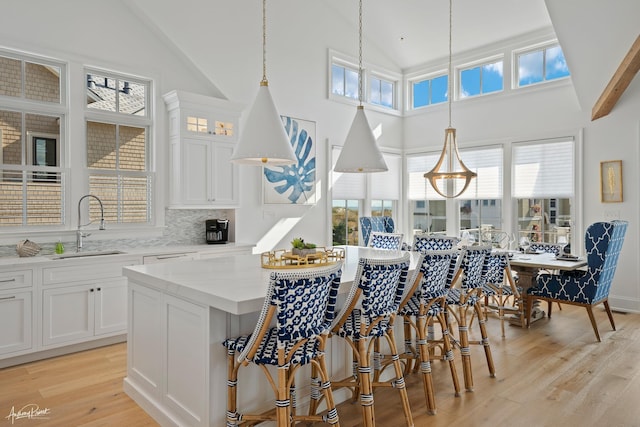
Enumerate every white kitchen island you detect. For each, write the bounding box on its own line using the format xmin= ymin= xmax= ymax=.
xmin=122 ymin=246 xmax=420 ymax=427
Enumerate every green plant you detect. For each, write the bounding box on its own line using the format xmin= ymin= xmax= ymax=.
xmin=291 ymin=237 xmax=316 ymax=249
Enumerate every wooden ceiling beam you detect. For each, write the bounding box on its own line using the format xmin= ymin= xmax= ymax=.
xmin=592 ymin=34 xmax=640 ymax=121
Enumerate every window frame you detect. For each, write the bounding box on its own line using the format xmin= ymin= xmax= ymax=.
xmin=0 ymin=49 xmax=68 ymax=232
xmin=84 ymin=67 xmax=154 ymax=227
xmin=458 ymin=54 xmax=505 ymax=100
xmin=328 ymin=49 xmax=402 ymax=116
xmin=514 ymin=42 xmax=571 ymax=89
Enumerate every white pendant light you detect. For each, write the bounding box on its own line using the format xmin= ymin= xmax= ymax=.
xmin=334 ymin=0 xmax=387 ymax=173
xmin=231 ymin=0 xmax=296 ymax=166
xmin=424 ymin=0 xmax=476 ymax=197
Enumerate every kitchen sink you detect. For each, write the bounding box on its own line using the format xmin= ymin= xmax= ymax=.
xmin=52 ymin=250 xmax=127 ymax=260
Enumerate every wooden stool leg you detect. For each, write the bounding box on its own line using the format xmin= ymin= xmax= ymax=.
xmin=437 ymin=311 xmax=461 ymax=396
xmin=416 ymin=314 xmax=436 ymax=414
xmin=276 ymin=365 xmax=291 ymax=427
xmin=457 ymin=303 xmax=474 ymax=391
xmin=386 ymin=328 xmax=415 ymax=424
xmin=226 ymin=350 xmax=239 ymax=426
xmin=357 ymin=337 xmax=376 ymax=427
xmin=316 ymin=354 xmax=340 ymax=426
xmin=308 ymin=364 xmax=321 ymax=418
xmin=474 ymin=301 xmax=496 ymax=377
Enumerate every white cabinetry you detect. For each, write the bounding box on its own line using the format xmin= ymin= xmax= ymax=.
xmin=42 ymin=278 xmax=127 ymax=346
xmin=41 ymin=257 xmax=139 ymax=348
xmin=0 ymin=269 xmax=33 ymax=356
xmin=163 ymin=90 xmax=243 ymax=208
xmin=127 ymin=282 xmax=210 ymax=427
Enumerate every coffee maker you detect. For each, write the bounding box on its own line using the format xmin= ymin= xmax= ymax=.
xmin=205 ymin=219 xmax=229 ymax=244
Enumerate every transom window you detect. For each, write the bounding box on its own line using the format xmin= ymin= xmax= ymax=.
xmin=460 ymin=59 xmax=504 ymax=98
xmin=370 ymin=75 xmax=395 ymax=109
xmin=411 ymin=74 xmax=448 ymax=109
xmin=331 ymin=63 xmax=359 ymax=100
xmin=516 ymin=43 xmax=570 ymax=87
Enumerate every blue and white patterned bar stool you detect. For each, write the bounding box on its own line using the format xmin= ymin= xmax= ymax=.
xmin=482 ymin=251 xmax=523 ymax=338
xmin=223 ymin=263 xmax=343 ymax=427
xmin=412 ymin=234 xmax=460 ymax=252
xmin=328 ymin=252 xmax=415 ymax=427
xmin=367 ymin=232 xmax=404 ymax=250
xmin=446 ymin=245 xmax=495 ymax=392
xmin=393 ymin=250 xmax=462 ymax=413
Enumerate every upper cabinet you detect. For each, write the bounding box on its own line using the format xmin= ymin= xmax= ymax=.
xmin=163 ymin=90 xmax=243 ymax=208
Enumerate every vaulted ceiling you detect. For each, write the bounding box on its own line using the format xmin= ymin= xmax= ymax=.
xmin=128 ymin=0 xmax=640 ymax=116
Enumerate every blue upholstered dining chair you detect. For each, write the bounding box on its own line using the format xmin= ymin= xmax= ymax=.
xmin=327 ymin=252 xmax=415 ymax=427
xmin=445 ymin=245 xmax=495 ymax=392
xmin=222 ymin=263 xmax=343 ymax=426
xmin=412 ymin=234 xmax=460 ymax=252
xmin=359 ymin=216 xmax=395 ymax=247
xmin=528 ymin=241 xmax=562 ymax=256
xmin=394 ymin=250 xmax=462 ymax=413
xmin=526 ymin=220 xmax=628 ymax=342
xmin=367 ymin=231 xmax=404 ymax=250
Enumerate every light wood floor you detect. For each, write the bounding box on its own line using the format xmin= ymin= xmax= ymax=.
xmin=2 ymin=304 xmax=640 ymax=426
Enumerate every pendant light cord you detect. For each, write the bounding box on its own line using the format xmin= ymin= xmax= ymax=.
xmin=262 ymin=0 xmax=268 ymax=83
xmin=448 ymin=0 xmax=453 ymax=128
xmin=358 ymin=0 xmax=364 ymax=106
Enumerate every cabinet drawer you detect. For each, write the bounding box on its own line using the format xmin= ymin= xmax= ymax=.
xmin=0 ymin=270 xmax=33 ymax=290
xmin=42 ymin=257 xmax=140 ymax=285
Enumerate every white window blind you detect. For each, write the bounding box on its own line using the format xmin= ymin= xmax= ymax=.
xmin=458 ymin=146 xmax=503 ymax=199
xmin=407 ymin=153 xmax=444 ymax=200
xmin=513 ymin=139 xmax=574 ymax=198
xmin=331 ymin=146 xmax=366 ymax=199
xmin=371 ymin=152 xmax=401 ymax=200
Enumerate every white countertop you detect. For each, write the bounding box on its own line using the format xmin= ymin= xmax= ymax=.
xmin=123 ymin=246 xmax=422 ymax=315
xmin=0 ymin=242 xmax=254 ymax=268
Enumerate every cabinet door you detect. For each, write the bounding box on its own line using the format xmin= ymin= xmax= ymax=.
xmin=182 ymin=138 xmax=211 ymax=205
xmin=0 ymin=290 xmax=32 ymax=356
xmin=211 ymin=142 xmax=238 ymax=206
xmin=42 ymin=285 xmax=94 ymax=346
xmin=94 ymin=278 xmax=128 ymax=336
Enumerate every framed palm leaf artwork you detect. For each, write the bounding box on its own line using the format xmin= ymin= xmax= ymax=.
xmin=263 ymin=116 xmax=317 ymax=204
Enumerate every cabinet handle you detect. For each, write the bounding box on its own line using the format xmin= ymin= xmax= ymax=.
xmin=0 ymin=278 xmax=16 ymax=283
xmin=90 ymin=288 xmax=94 ymax=292
xmin=0 ymin=296 xmax=16 ymax=301
xmin=156 ymin=254 xmax=187 ymax=260
xmin=97 ymin=287 xmax=101 ymax=291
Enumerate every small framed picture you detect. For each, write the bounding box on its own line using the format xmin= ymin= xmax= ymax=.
xmin=600 ymin=160 xmax=623 ymax=203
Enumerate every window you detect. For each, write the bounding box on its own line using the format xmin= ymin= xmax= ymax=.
xmin=0 ymin=51 xmax=66 ymax=227
xmin=332 ymin=199 xmax=360 ymax=245
xmin=331 ymin=148 xmax=401 ymax=245
xmin=28 ymin=132 xmax=59 ymax=182
xmin=407 ymin=153 xmax=447 ymax=235
xmin=411 ymin=74 xmax=448 ymax=109
xmin=85 ymin=69 xmax=152 ymax=225
xmin=331 ymin=63 xmax=359 ymax=100
xmin=517 ymin=44 xmax=570 ymax=87
xmin=460 ymin=59 xmax=503 ymax=98
xmin=370 ymin=75 xmax=395 ymax=108
xmin=513 ymin=139 xmax=574 ymax=244
xmin=457 ymin=147 xmax=503 ymax=241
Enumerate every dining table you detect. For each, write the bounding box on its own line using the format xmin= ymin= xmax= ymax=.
xmin=506 ymin=251 xmax=587 ymax=326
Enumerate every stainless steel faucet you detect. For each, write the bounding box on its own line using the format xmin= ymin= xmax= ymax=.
xmin=77 ymin=194 xmax=106 ymax=251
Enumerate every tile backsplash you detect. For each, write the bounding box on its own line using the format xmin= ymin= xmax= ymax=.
xmin=0 ymin=208 xmax=233 ymax=257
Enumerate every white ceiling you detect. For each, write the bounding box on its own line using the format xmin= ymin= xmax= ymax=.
xmin=320 ymin=0 xmax=552 ymax=71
